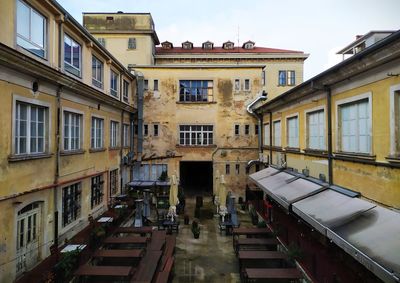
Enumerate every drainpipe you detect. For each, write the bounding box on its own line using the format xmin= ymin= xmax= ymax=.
xmin=326 ymin=87 xmax=333 ymax=185
xmin=133 ymin=71 xmax=144 ymax=177
xmin=119 ymin=109 xmax=124 ymax=195
xmin=269 ymin=111 xmax=273 ymax=164
xmin=246 ymin=91 xmax=268 ymax=170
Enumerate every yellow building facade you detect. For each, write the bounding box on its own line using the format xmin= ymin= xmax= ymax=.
xmin=256 ymin=30 xmax=400 ymax=208
xmin=83 ymin=13 xmax=308 ymax=196
xmin=0 ymin=1 xmax=137 ymax=281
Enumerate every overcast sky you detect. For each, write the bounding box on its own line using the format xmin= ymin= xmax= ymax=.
xmin=58 ymin=0 xmax=399 ymax=80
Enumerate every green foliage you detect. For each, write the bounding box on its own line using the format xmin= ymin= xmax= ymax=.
xmin=285 ymin=242 xmax=303 ymax=263
xmin=54 ymin=249 xmax=80 ymax=281
xmin=158 ymin=171 xmax=168 ymax=181
xmin=257 ymin=220 xmax=267 ymax=228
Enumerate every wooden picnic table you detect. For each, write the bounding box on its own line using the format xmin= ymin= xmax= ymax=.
xmin=74 ymin=265 xmax=134 ymax=277
xmin=93 ymin=249 xmax=144 ymax=258
xmin=103 ymin=236 xmax=148 ymax=245
xmin=114 ymin=226 xmax=153 ymax=234
xmin=148 ymin=230 xmax=167 ymax=251
xmin=244 ymin=268 xmax=302 ymax=281
xmin=238 ymin=251 xmax=288 ymax=270
xmin=235 ymin=238 xmax=278 ymax=253
xmin=131 ymin=250 xmax=163 ymax=282
xmin=233 ymin=227 xmax=272 ymax=236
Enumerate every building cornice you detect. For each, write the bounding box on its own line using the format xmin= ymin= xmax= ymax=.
xmin=0 ymin=43 xmax=136 ymax=113
xmin=155 ymin=53 xmax=309 ymax=60
xmin=130 ymin=64 xmax=266 ymax=69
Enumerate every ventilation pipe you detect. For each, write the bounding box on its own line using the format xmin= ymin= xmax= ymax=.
xmin=131 ymin=70 xmax=144 ymax=178
xmin=246 ymin=90 xmax=268 ymax=172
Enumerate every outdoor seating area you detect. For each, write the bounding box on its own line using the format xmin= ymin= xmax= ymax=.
xmin=232 ymin=226 xmax=303 ymax=283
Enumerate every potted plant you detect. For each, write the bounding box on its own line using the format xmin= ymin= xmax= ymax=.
xmin=285 ymin=242 xmax=303 ymax=267
xmin=53 ymin=249 xmax=80 ymax=282
xmin=191 ymin=219 xmax=201 ymax=239
xmin=184 ymin=214 xmax=190 ymax=225
xmin=249 ymin=206 xmax=258 ymax=225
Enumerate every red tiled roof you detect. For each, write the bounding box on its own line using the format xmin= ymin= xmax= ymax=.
xmin=156 ymin=46 xmax=304 ymax=54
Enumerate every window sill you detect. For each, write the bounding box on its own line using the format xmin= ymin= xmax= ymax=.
xmin=108 ymin=147 xmax=121 ymax=151
xmin=8 ymin=153 xmax=53 ymax=162
xmin=284 ymin=147 xmax=300 ymax=153
xmin=176 ymin=101 xmax=217 ymax=105
xmin=334 ymin=152 xmax=376 ymax=161
xmin=60 ymin=150 xmax=86 ymax=156
xmin=385 ymin=155 xmax=400 ymax=164
xmin=303 ymin=148 xmax=328 ymax=156
xmin=176 ymin=144 xmax=217 ymax=148
xmin=122 ymin=146 xmax=130 ymax=149
xmin=89 ymin=148 xmax=106 ymax=153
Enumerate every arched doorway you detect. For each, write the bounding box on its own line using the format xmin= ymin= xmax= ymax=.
xmin=16 ymin=201 xmax=41 ymax=276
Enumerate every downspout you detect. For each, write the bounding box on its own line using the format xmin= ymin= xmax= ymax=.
xmin=326 ymin=86 xmax=333 ymax=185
xmin=119 ymin=109 xmax=124 ymax=195
xmin=54 ymin=16 xmax=64 ymax=249
xmin=269 ymin=111 xmax=273 ymax=164
xmin=246 ymin=91 xmax=268 ymax=171
xmin=133 ymin=71 xmax=144 ymax=178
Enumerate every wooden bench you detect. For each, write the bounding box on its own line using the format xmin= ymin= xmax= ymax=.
xmin=131 ymin=250 xmax=162 ymax=282
xmin=232 ymin=227 xmax=273 ymax=248
xmin=103 ymin=236 xmax=148 ymax=249
xmin=238 ymin=251 xmax=288 ymax=270
xmin=244 ymin=268 xmax=302 ymax=282
xmin=74 ymin=265 xmax=134 ymax=277
xmin=155 ymin=256 xmax=174 ymax=283
xmin=235 ymin=238 xmax=278 ymax=254
xmin=114 ymin=226 xmax=153 ymax=236
xmin=93 ymin=249 xmax=144 ymax=258
xmin=148 ymin=230 xmax=167 ymax=251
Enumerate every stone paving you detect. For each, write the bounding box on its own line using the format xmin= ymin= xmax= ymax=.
xmin=173 ymin=196 xmax=251 ymax=283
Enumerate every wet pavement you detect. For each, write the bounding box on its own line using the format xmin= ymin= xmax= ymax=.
xmin=173 ymin=196 xmax=251 ymax=283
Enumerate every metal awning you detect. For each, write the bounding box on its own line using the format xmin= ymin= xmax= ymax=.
xmin=127 ymin=181 xmax=156 ymax=188
xmin=248 ymin=167 xmax=279 ymax=182
xmin=155 ymin=181 xmax=171 ymax=187
xmin=292 ymin=189 xmax=376 ymax=235
xmin=327 ymin=206 xmax=400 ymax=283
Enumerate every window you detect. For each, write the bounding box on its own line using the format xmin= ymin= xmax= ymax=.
xmin=307 ymin=110 xmax=325 ymax=150
xmin=154 ymin=79 xmax=159 ymax=91
xmin=123 ymin=124 xmax=129 ymax=147
xmin=63 ymin=111 xmax=82 ymax=151
xmin=394 ymin=90 xmax=400 ymax=153
xmin=287 ymin=116 xmax=299 ymax=148
xmin=92 ymin=55 xmax=103 ymax=88
xmin=133 ymin=164 xmax=168 ymax=181
xmin=16 ymin=0 xmax=46 ymax=58
xmin=62 ymin=183 xmax=81 ymax=227
xmin=278 ymin=71 xmax=287 ymax=86
xmin=234 ymin=124 xmax=240 ymax=136
xmin=153 ymin=124 xmax=159 ymax=137
xmin=339 ymin=99 xmax=370 ymax=153
xmin=15 ymin=101 xmax=47 ymax=155
xmin=273 ymin=121 xmax=281 ymax=147
xmin=288 ymin=71 xmax=295 ymax=86
xmin=244 ymin=79 xmax=250 ymax=91
xmin=123 ymin=80 xmax=129 ymax=103
xmin=110 ymin=70 xmax=119 ymax=97
xmin=144 ymin=124 xmax=148 ymax=136
xmin=91 ymin=175 xmax=104 ymax=208
xmin=110 ymin=169 xmax=118 ymax=195
xmin=234 ymin=79 xmax=240 ymax=91
xmin=179 ymin=80 xmax=213 ymax=102
xmin=262 ymin=70 xmax=266 ymax=86
xmin=128 ymin=37 xmax=136 ymax=49
xmin=235 ymin=164 xmax=240 ymax=175
xmin=97 ymin=37 xmax=105 ymax=47
xmin=179 ymin=125 xmax=214 ymax=146
xmin=110 ymin=121 xmax=119 ymax=148
xmin=255 ymin=124 xmax=259 ymax=135
xmin=225 ymin=164 xmax=230 ymax=175
xmin=245 ymin=124 xmax=250 ymax=135
xmin=278 ymin=71 xmax=296 ymax=86
xmin=64 ymin=34 xmax=81 ymax=77
xmin=144 ymin=80 xmax=149 ymax=90
xmin=91 ymin=117 xmax=104 ymax=149
xmin=264 ymin=123 xmax=270 ymax=146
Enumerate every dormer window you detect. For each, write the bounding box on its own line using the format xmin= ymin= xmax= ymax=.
xmin=223 ymin=41 xmax=234 ymax=50
xmin=202 ymin=41 xmax=214 ymax=50
xmin=161 ymin=41 xmax=173 ymax=49
xmin=182 ymin=41 xmax=193 ymax=50
xmin=242 ymin=40 xmax=255 ymax=50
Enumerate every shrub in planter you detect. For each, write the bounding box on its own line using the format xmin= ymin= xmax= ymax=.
xmin=257 ymin=220 xmax=267 ymax=228
xmin=285 ymin=242 xmax=304 ymax=267
xmin=249 ymin=207 xmax=258 ymax=225
xmin=53 ymin=249 xmax=80 ymax=282
xmin=191 ymin=219 xmax=201 ymax=239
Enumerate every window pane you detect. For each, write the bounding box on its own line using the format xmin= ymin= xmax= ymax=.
xmin=17 ymin=1 xmax=30 ymax=38
xmin=31 ymin=10 xmax=44 ymax=48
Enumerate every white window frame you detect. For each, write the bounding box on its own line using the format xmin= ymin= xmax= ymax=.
xmin=287 ymin=70 xmax=295 ymax=86
xmin=286 ymin=114 xmax=299 ymax=148
xmin=91 ymin=116 xmax=104 ymax=149
xmin=179 ymin=125 xmax=214 ymax=146
xmin=62 ymin=182 xmax=81 ymax=227
xmin=123 ymin=123 xmax=129 ymax=147
xmin=273 ymin=120 xmax=281 ymax=147
xmin=97 ymin=37 xmax=105 ymax=47
xmin=64 ymin=34 xmax=82 ymax=77
xmin=92 ymin=55 xmax=103 ymax=89
xmin=305 ymin=106 xmax=326 ymax=150
xmin=234 ymin=78 xmax=240 ymax=92
xmin=12 ymin=95 xmax=50 ymax=155
xmin=389 ymin=84 xmax=400 ymax=155
xmin=335 ymin=92 xmax=372 ymax=154
xmin=244 ymin=79 xmax=251 ymax=91
xmin=110 ymin=70 xmax=119 ymax=97
xmin=122 ymin=79 xmax=129 ymax=103
xmin=110 ymin=120 xmax=119 ymax=148
xmin=62 ymin=107 xmax=84 ymax=151
xmin=154 ymin=79 xmax=159 ymax=91
xmin=16 ymin=0 xmax=47 ymax=59
xmin=264 ymin=123 xmax=270 ymax=146
xmin=128 ymin=37 xmax=136 ymax=49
